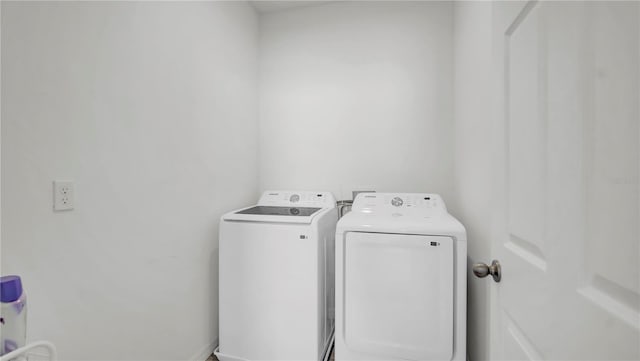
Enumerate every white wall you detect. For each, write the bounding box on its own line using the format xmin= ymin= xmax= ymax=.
xmin=1 ymin=2 xmax=258 ymax=360
xmin=451 ymin=3 xmax=493 ymax=361
xmin=258 ymin=1 xmax=454 ymax=200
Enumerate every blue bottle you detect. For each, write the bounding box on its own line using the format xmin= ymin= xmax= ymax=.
xmin=0 ymin=275 xmax=27 ymax=355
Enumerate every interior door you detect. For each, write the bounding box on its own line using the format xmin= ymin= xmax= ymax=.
xmin=490 ymin=1 xmax=640 ymax=359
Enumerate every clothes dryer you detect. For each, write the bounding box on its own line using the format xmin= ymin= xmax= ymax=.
xmin=335 ymin=193 xmax=466 ymax=361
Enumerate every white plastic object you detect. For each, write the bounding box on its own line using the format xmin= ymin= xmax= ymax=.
xmin=214 ymin=346 xmax=249 ymax=361
xmin=0 ymin=341 xmax=57 ymax=361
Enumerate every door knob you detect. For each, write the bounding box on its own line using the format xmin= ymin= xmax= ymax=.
xmin=473 ymin=260 xmax=501 ymax=282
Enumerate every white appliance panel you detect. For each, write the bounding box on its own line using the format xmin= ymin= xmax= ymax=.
xmin=343 ymin=232 xmax=454 ymax=361
xmin=220 ymin=221 xmax=320 ymax=360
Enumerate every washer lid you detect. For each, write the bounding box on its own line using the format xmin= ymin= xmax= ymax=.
xmin=235 ymin=206 xmax=321 ymax=217
xmin=223 ymin=205 xmax=326 ymax=224
xmin=222 ymin=190 xmax=336 ymax=224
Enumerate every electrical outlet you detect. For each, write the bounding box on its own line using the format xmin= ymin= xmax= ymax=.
xmin=53 ymin=181 xmax=74 ymax=211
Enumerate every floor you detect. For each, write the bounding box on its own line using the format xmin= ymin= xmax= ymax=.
xmin=206 ymin=346 xmax=336 ymax=361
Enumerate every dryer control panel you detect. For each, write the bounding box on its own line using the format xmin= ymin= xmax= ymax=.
xmin=258 ymin=191 xmax=337 ymax=208
xmin=351 ymin=193 xmax=447 ymax=215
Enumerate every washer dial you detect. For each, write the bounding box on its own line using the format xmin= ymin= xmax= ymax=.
xmin=391 ymin=197 xmax=404 ymax=207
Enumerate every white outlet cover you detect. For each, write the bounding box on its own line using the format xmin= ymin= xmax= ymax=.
xmin=53 ymin=181 xmax=74 ymax=211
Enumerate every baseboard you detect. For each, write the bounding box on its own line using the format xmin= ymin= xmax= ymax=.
xmin=189 ymin=338 xmax=218 ymax=361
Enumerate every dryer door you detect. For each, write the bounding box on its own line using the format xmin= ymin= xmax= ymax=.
xmin=343 ymin=232 xmax=454 ymax=360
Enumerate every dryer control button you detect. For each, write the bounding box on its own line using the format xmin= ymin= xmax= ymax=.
xmin=391 ymin=197 xmax=404 ymax=207
xmin=290 ymin=194 xmax=300 ymax=203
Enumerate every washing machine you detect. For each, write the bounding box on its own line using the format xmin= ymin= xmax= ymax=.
xmin=335 ymin=193 xmax=466 ymax=361
xmin=216 ymin=191 xmax=338 ymax=361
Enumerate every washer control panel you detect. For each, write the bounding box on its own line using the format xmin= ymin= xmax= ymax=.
xmin=352 ymin=193 xmax=446 ymax=214
xmin=258 ymin=191 xmax=337 ymax=208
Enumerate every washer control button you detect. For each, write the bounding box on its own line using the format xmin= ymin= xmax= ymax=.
xmin=391 ymin=197 xmax=404 ymax=207
xmin=290 ymin=194 xmax=300 ymax=203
